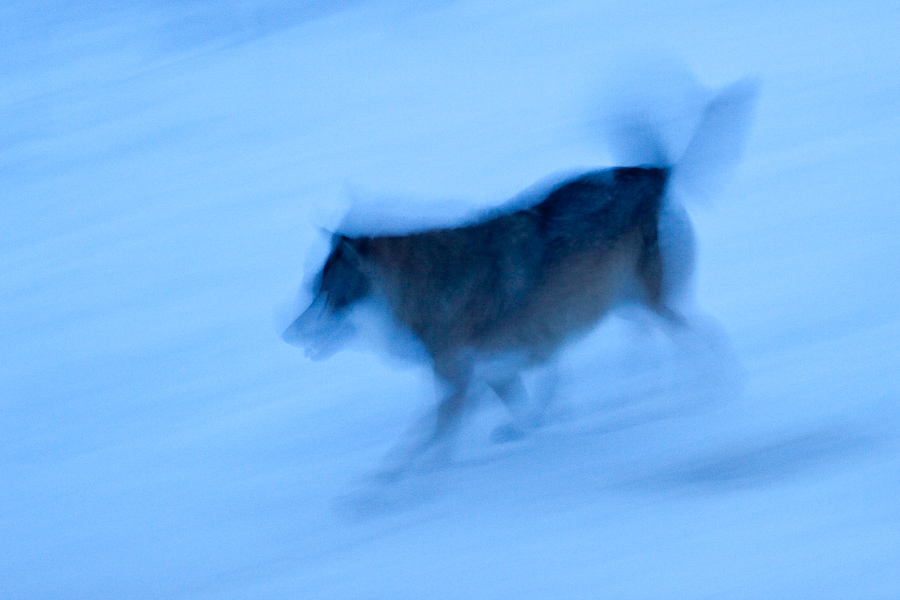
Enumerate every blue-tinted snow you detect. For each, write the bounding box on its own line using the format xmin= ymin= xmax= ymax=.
xmin=1 ymin=0 xmax=898 ymax=598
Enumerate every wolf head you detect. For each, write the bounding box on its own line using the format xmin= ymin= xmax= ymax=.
xmin=317 ymin=234 xmax=372 ymax=310
xmin=282 ymin=235 xmax=373 ymax=359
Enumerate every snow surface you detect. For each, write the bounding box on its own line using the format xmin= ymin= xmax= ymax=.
xmin=2 ymin=0 xmax=899 ymax=598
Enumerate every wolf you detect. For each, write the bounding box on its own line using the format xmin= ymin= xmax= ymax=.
xmin=283 ymin=78 xmax=756 ymax=471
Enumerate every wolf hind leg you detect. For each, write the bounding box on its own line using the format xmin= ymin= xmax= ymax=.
xmin=638 ymin=216 xmax=692 ymax=329
xmin=638 ymin=249 xmax=682 ymax=327
xmin=636 ymin=233 xmax=742 ymax=411
xmin=647 ymin=200 xmax=696 ymax=324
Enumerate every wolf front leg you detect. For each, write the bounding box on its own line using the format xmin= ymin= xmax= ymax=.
xmin=377 ymin=355 xmax=475 ymax=478
xmin=487 ymin=373 xmax=530 ymax=442
xmin=427 ymin=356 xmax=475 ymax=449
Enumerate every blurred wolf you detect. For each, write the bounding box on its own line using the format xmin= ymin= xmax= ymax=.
xmin=283 ymin=77 xmax=757 ymax=471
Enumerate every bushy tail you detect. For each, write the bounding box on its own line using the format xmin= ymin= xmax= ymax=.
xmin=669 ymin=78 xmax=759 ymax=203
xmin=597 ymin=66 xmax=758 ymax=310
xmin=598 ymin=65 xmax=759 ymax=204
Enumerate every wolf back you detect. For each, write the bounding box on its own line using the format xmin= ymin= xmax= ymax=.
xmin=286 ymin=166 xmax=670 ymax=367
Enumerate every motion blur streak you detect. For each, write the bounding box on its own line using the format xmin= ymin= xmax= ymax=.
xmin=1 ymin=0 xmax=898 ymax=598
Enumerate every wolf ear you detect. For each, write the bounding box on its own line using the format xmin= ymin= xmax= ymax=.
xmin=320 ymin=235 xmax=372 ymax=309
xmin=334 ymin=234 xmax=356 ymax=258
xmin=335 ymin=234 xmax=370 ymax=260
xmin=322 ymin=232 xmax=357 ymax=260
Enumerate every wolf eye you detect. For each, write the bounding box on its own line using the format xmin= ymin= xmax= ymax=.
xmin=318 ymin=247 xmax=370 ymax=310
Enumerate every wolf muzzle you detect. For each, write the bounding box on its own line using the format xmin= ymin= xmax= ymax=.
xmin=282 ymin=296 xmax=357 ymax=360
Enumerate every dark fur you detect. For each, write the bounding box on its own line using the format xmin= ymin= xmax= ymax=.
xmin=285 ymin=167 xmax=678 ymax=463
xmin=285 ymin=77 xmax=757 ymax=471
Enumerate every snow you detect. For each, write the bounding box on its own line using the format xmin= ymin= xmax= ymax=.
xmin=2 ymin=0 xmax=899 ymax=598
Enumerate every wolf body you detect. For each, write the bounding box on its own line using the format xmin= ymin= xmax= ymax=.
xmin=284 ymin=79 xmax=756 ymax=470
xmin=286 ymin=167 xmax=676 ymax=457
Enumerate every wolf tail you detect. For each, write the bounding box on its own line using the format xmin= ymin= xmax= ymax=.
xmin=600 ymin=70 xmax=759 ymax=204
xmin=599 ymin=70 xmax=758 ymax=308
xmin=668 ymin=78 xmax=759 ymax=203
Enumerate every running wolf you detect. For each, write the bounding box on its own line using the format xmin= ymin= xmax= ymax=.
xmin=283 ymin=78 xmax=756 ymax=470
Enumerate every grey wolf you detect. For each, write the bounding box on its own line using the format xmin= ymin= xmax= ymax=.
xmin=283 ymin=78 xmax=756 ymax=471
